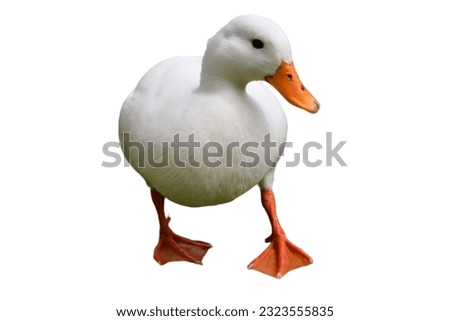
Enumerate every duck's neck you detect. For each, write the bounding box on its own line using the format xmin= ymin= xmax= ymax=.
xmin=198 ymin=73 xmax=247 ymax=94
xmin=198 ymin=55 xmax=249 ymax=94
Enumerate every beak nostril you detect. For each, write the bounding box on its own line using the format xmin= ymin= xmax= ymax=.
xmin=287 ymin=73 xmax=293 ymax=80
xmin=301 ymin=84 xmax=305 ymax=91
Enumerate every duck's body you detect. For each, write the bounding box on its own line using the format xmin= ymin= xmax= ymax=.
xmin=120 ymin=56 xmax=286 ymax=206
xmin=119 ymin=15 xmax=319 ymax=278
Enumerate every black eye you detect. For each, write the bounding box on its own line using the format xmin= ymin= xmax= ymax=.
xmin=252 ymin=39 xmax=264 ymax=49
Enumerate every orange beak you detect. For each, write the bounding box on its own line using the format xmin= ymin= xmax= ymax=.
xmin=265 ymin=60 xmax=320 ymax=113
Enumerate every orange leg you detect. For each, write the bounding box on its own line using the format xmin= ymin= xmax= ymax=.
xmin=151 ymin=189 xmax=212 ymax=265
xmin=248 ymin=189 xmax=313 ymax=278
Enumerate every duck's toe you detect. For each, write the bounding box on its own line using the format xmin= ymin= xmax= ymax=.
xmin=154 ymin=232 xmax=212 ymax=265
xmin=248 ymin=236 xmax=312 ymax=278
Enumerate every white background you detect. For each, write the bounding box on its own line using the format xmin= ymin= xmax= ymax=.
xmin=1 ymin=1 xmax=449 ymax=320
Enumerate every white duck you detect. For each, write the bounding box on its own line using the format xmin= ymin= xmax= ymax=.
xmin=119 ymin=15 xmax=319 ymax=278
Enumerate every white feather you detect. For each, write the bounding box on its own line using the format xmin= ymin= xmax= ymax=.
xmin=119 ymin=15 xmax=291 ymax=207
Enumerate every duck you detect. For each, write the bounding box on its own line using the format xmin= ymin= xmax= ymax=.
xmin=119 ymin=15 xmax=320 ymax=278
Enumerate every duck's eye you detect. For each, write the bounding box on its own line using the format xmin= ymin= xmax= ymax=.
xmin=252 ymin=39 xmax=264 ymax=49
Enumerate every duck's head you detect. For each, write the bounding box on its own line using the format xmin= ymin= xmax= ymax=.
xmin=201 ymin=15 xmax=320 ymax=113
